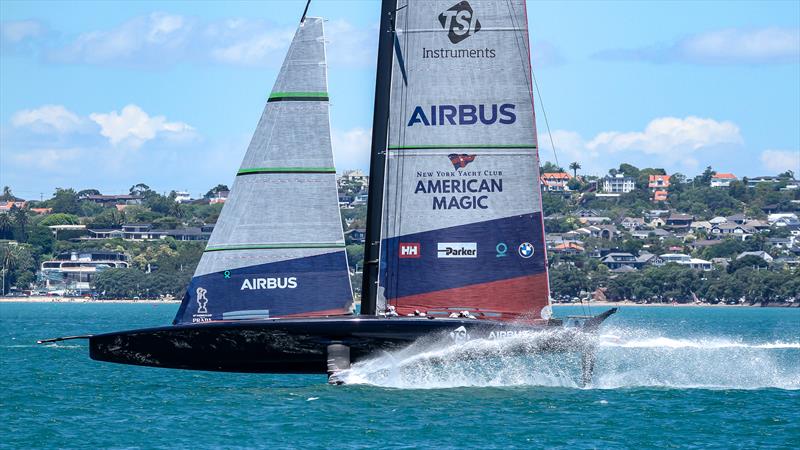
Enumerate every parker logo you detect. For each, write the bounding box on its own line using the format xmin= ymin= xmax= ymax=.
xmin=448 ymin=154 xmax=476 ymax=170
xmin=437 ymin=242 xmax=477 ymax=258
xmin=438 ymin=1 xmax=481 ymax=44
xmin=399 ymin=242 xmax=421 ymax=259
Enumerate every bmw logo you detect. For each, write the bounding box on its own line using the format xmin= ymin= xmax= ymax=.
xmin=518 ymin=242 xmax=534 ymax=258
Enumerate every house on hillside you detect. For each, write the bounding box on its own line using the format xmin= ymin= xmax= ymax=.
xmin=84 ymin=194 xmax=143 ymax=207
xmin=736 ymin=251 xmax=773 ymax=263
xmin=648 ymin=174 xmax=670 ymax=190
xmin=344 ymin=228 xmax=366 ymax=244
xmin=0 ymin=200 xmax=27 ymax=212
xmin=658 ymin=253 xmax=713 ymax=270
xmin=600 ymin=252 xmax=639 ymax=270
xmin=540 ymin=172 xmax=572 ymax=192
xmin=552 ymin=242 xmax=585 ymax=255
xmin=621 ymin=217 xmax=647 ymax=230
xmin=710 ymin=173 xmax=737 ymax=187
xmin=711 ymin=223 xmax=755 ymax=240
xmin=666 ymin=213 xmax=694 ymax=230
xmin=602 ymin=174 xmax=635 ymax=194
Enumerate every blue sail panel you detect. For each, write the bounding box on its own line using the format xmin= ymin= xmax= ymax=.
xmin=174 ymin=251 xmax=352 ymax=324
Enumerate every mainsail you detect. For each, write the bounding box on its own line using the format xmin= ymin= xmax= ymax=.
xmin=373 ymin=0 xmax=550 ymax=321
xmin=174 ymin=17 xmax=353 ymax=324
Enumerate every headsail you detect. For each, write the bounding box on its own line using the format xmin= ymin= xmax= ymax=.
xmin=374 ymin=0 xmax=550 ymax=321
xmin=174 ymin=17 xmax=353 ymax=324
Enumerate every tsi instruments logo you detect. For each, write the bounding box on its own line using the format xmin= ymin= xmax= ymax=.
xmin=241 ymin=277 xmax=297 ymax=290
xmin=439 ymin=1 xmax=481 ymax=44
xmin=424 ymin=1 xmax=495 ymax=60
xmin=399 ymin=242 xmax=421 ymax=259
xmin=437 ymin=242 xmax=477 ymax=258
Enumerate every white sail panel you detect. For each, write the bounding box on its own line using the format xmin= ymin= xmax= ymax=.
xmin=174 ymin=17 xmax=353 ymax=324
xmin=377 ymin=0 xmax=549 ymax=320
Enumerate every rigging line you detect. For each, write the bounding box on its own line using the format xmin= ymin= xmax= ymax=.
xmin=531 ymin=69 xmax=560 ymax=170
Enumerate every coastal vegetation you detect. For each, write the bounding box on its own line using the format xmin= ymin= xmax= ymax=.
xmin=0 ymin=163 xmax=798 ymax=304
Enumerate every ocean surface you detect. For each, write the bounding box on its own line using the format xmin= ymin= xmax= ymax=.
xmin=1 ymin=303 xmax=798 ymax=449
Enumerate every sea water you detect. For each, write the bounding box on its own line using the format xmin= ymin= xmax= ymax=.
xmin=1 ymin=303 xmax=798 ymax=449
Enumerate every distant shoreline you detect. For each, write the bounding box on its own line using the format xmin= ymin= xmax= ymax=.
xmin=1 ymin=297 xmax=795 ymax=308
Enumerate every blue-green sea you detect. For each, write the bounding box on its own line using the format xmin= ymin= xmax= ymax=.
xmin=1 ymin=303 xmax=798 ymax=449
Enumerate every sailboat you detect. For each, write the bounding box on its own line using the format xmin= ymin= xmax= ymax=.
xmin=40 ymin=0 xmax=615 ymax=384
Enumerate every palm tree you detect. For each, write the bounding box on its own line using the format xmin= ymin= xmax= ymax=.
xmin=1 ymin=186 xmax=12 ymax=201
xmin=12 ymin=207 xmax=28 ymax=241
xmin=0 ymin=214 xmax=11 ymax=239
xmin=569 ymin=162 xmax=581 ymax=178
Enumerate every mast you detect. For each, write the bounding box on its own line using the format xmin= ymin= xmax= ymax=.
xmin=361 ymin=0 xmax=398 ymax=315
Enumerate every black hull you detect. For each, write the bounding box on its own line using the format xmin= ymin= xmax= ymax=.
xmin=87 ymin=315 xmax=606 ymax=374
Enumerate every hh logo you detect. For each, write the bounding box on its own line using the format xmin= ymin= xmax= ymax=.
xmin=438 ymin=1 xmax=481 ymax=44
xmin=448 ymin=153 xmax=476 ymax=170
xmin=399 ymin=243 xmax=421 ymax=258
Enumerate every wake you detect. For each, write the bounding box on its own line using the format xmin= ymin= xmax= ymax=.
xmin=337 ymin=326 xmax=800 ymax=390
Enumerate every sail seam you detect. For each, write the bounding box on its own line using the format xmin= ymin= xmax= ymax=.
xmin=205 ymin=243 xmax=346 ymax=252
xmin=268 ymin=91 xmax=329 ymax=102
xmin=237 ymin=167 xmax=336 ymax=175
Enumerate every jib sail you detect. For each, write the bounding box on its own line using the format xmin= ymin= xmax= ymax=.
xmin=375 ymin=0 xmax=550 ymax=321
xmin=174 ymin=17 xmax=353 ymax=324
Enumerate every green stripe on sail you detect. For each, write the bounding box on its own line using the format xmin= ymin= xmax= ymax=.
xmin=268 ymin=91 xmax=329 ymax=102
xmin=237 ymin=167 xmax=336 ymax=175
xmin=388 ymin=144 xmax=537 ymax=150
xmin=205 ymin=243 xmax=346 ymax=253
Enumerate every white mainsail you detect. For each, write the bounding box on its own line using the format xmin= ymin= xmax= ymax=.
xmin=375 ymin=0 xmax=550 ymax=320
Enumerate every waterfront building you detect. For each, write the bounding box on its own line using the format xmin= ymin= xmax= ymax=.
xmin=39 ymin=250 xmax=129 ymax=294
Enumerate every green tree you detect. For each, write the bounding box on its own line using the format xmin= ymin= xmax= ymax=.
xmin=51 ymin=188 xmax=81 ymax=215
xmin=345 ymin=244 xmax=364 ymax=270
xmin=568 ymin=161 xmax=581 ymax=178
xmin=27 ymin=225 xmax=55 ymax=254
xmin=39 ymin=213 xmax=80 ymax=226
xmin=1 ymin=243 xmax=36 ymax=293
xmin=0 ymin=186 xmax=14 ymax=201
xmin=0 ymin=214 xmax=12 ymax=240
xmin=540 ymin=161 xmax=563 ymax=174
xmin=77 ymin=189 xmax=101 ymax=198
xmin=12 ymin=206 xmax=29 ymax=241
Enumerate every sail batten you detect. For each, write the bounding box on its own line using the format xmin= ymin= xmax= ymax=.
xmin=173 ymin=17 xmax=353 ymax=325
xmin=374 ymin=0 xmax=550 ymax=321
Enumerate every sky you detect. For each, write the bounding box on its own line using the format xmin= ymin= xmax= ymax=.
xmin=1 ymin=0 xmax=799 ymax=200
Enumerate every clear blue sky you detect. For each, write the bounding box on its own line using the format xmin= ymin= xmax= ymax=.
xmin=1 ymin=0 xmax=798 ymax=199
